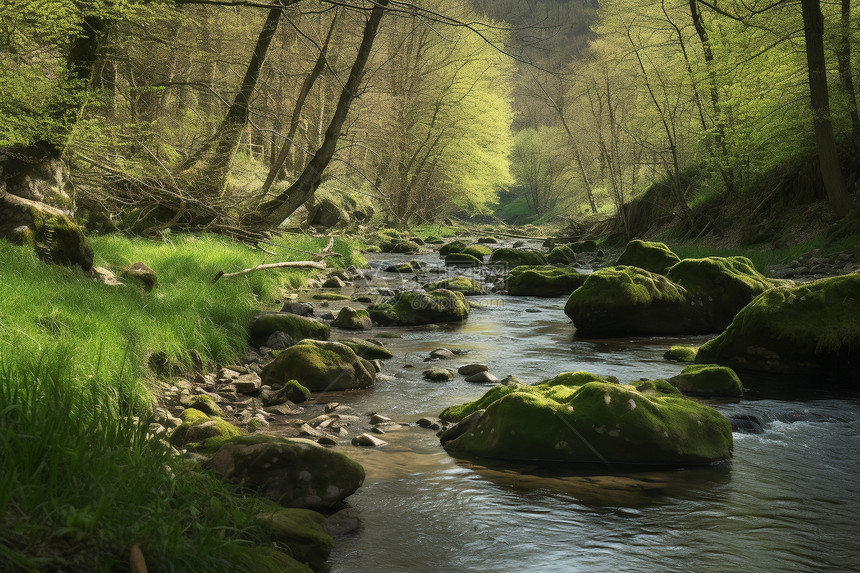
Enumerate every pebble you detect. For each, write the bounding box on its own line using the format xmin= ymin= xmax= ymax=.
xmin=370 ymin=414 xmax=392 ymax=425
xmin=352 ymin=433 xmax=388 ymax=447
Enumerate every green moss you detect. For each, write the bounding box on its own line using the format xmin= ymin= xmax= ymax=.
xmin=368 ymin=289 xmax=469 ymax=326
xmin=615 ymin=239 xmax=680 ymax=275
xmin=282 ymin=380 xmax=311 ymax=403
xmin=255 ymin=508 xmax=334 ymax=571
xmin=478 ymin=236 xmax=498 ymax=244
xmin=28 ymin=206 xmax=94 ymax=270
xmin=439 ymin=240 xmax=468 ymax=256
xmin=246 ymin=546 xmax=314 ymax=573
xmin=387 ymin=261 xmax=423 ymax=273
xmin=379 ymin=239 xmax=420 ymax=254
xmin=260 ymin=340 xmax=375 ymax=391
xmin=546 ymin=244 xmax=577 ymax=265
xmin=169 ymin=410 xmax=244 ymax=449
xmin=181 ymin=407 xmax=210 ymax=424
xmin=440 ymin=384 xmax=523 ymax=422
xmin=635 ymin=379 xmax=683 ymax=397
xmin=668 ymin=364 xmax=743 ymax=397
xmin=249 ymin=313 xmax=330 ymax=346
xmin=664 ymin=345 xmax=698 ymax=362
xmin=489 ymin=248 xmax=547 ymax=267
xmin=462 ymin=244 xmax=492 ymax=258
xmin=445 ymin=252 xmax=483 ymax=266
xmin=506 ymin=265 xmax=587 ymax=297
xmin=311 ymin=293 xmax=351 ymax=301
xmin=425 ymin=277 xmax=487 ymax=295
xmin=443 ymin=377 xmax=733 ymax=465
xmin=332 ymin=306 xmax=372 ymax=330
xmin=187 ymin=395 xmax=223 ymax=417
xmin=337 ymin=337 xmax=393 ymax=359
xmin=696 ymin=273 xmax=860 ymax=374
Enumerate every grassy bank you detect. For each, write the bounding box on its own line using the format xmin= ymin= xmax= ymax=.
xmin=0 ymin=232 xmax=363 ymax=571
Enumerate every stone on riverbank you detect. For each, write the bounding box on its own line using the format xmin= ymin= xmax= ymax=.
xmin=337 ymin=338 xmax=393 ymax=360
xmin=695 ymin=273 xmax=860 ymax=375
xmin=368 ymin=289 xmax=469 ymax=326
xmin=255 ymin=507 xmax=334 ymax=572
xmin=440 ymin=371 xmax=733 ymax=465
xmin=667 ymin=364 xmax=743 ymax=397
xmin=426 ymin=277 xmax=487 ymax=295
xmin=380 ymin=239 xmax=420 ymax=254
xmin=169 ymin=408 xmax=244 ymax=449
xmin=489 ymin=248 xmax=547 ymax=267
xmin=615 ymin=239 xmax=681 ymax=275
xmin=209 ymin=435 xmax=365 ymax=509
xmin=249 ymin=312 xmax=330 ymax=347
xmin=506 ymin=265 xmax=587 ymax=297
xmin=260 ymin=339 xmax=376 ymax=391
xmin=546 ymin=244 xmax=577 ymax=265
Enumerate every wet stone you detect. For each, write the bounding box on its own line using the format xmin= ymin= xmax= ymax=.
xmin=458 ymin=363 xmax=488 ymax=376
xmin=352 ymin=433 xmax=388 ymax=447
xmin=423 ymin=368 xmax=454 ymax=382
xmin=465 ymin=371 xmax=499 ymax=383
xmin=430 ymin=348 xmax=455 ymax=359
xmin=370 ymin=414 xmax=392 ymax=425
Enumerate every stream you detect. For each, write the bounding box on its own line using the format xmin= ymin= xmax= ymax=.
xmin=290 ymin=246 xmax=860 ymax=572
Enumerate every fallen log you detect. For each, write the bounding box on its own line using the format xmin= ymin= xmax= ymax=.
xmin=212 ymin=260 xmax=327 ymax=282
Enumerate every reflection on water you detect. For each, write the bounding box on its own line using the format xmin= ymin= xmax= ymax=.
xmin=302 ymin=251 xmax=860 ymax=572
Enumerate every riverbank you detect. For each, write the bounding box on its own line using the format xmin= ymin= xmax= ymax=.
xmin=0 ymin=233 xmax=364 ymax=571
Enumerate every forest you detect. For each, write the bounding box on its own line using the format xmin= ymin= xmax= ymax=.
xmin=1 ymin=1 xmax=859 ymax=572
xmin=2 ymin=0 xmax=857 ymax=237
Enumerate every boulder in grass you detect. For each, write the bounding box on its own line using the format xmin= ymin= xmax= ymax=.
xmin=489 ymin=248 xmax=547 ymax=267
xmin=695 ymin=273 xmax=860 ymax=376
xmin=506 ymin=265 xmax=587 ymax=297
xmin=249 ymin=312 xmax=330 ymax=347
xmin=260 ymin=339 xmax=376 ymax=391
xmin=440 ymin=371 xmax=732 ymax=466
xmin=668 ymin=364 xmax=743 ymax=397
xmin=209 ymin=435 xmax=365 ymax=510
xmin=120 ymin=262 xmax=158 ymax=291
xmin=615 ymin=239 xmax=681 ymax=275
xmin=425 ymin=277 xmax=487 ymax=296
xmin=368 ymin=289 xmax=469 ymax=326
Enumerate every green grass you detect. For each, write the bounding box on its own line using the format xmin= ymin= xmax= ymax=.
xmin=0 ymin=232 xmax=364 ymax=571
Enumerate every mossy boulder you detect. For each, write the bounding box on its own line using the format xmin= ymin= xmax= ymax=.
xmin=665 ymin=256 xmax=780 ymax=330
xmin=385 ymin=260 xmax=424 ymax=273
xmin=332 ymin=307 xmax=372 ymax=330
xmin=563 ymin=266 xmax=691 ymax=337
xmin=462 ymin=244 xmax=492 ymax=258
xmin=255 ymin=507 xmax=334 ymax=571
xmin=569 ymin=240 xmax=598 ymax=253
xmin=441 ymin=371 xmax=732 ymax=465
xmin=249 ymin=313 xmax=330 ymax=347
xmin=445 ymin=252 xmax=483 ymax=266
xmin=546 ymin=244 xmax=577 ymax=265
xmin=695 ymin=273 xmax=860 ymax=375
xmin=477 ymin=236 xmax=498 ymax=244
xmin=119 ymin=262 xmax=157 ymax=292
xmin=260 ymin=339 xmax=376 ymax=391
xmin=337 ymin=338 xmax=393 ymax=360
xmin=186 ymin=394 xmax=223 ymax=417
xmin=246 ymin=547 xmax=313 ymax=573
xmin=379 ymin=239 xmax=420 ymax=254
xmin=664 ymin=345 xmax=698 ymax=362
xmin=667 ymin=364 xmax=743 ymax=397
xmin=489 ymin=248 xmax=547 ymax=267
xmin=438 ymin=240 xmax=467 ymax=256
xmin=425 ymin=277 xmax=487 ymax=296
xmin=169 ymin=408 xmax=244 ymax=450
xmin=369 ymin=289 xmax=469 ymax=326
xmin=280 ymin=380 xmax=311 ymax=403
xmin=506 ymin=265 xmax=587 ymax=297
xmin=209 ymin=435 xmax=365 ymax=509
xmin=615 ymin=240 xmax=681 ymax=275
xmin=0 ymin=192 xmax=93 ymax=270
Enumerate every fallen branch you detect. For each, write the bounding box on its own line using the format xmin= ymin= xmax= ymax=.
xmin=213 ymin=260 xmax=327 ymax=282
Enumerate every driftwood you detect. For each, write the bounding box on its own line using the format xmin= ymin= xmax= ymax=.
xmin=212 ymin=260 xmax=326 ymax=282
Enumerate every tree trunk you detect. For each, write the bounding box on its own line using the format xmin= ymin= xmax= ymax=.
xmin=260 ymin=0 xmax=389 ymax=226
xmin=260 ymin=11 xmax=338 ymax=196
xmin=801 ymin=0 xmax=853 ymax=218
xmin=182 ymin=1 xmax=295 ymax=195
xmin=836 ymin=0 xmax=860 ymax=152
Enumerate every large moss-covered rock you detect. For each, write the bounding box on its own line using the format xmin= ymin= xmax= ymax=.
xmin=425 ymin=277 xmax=487 ymax=296
xmin=440 ymin=372 xmax=732 ymax=465
xmin=332 ymin=307 xmax=372 ymax=330
xmin=664 ymin=345 xmax=698 ymax=362
xmin=546 ymin=244 xmax=577 ymax=265
xmin=615 ymin=240 xmax=680 ymax=275
xmin=445 ymin=252 xmax=483 ymax=266
xmin=563 ymin=266 xmax=691 ymax=337
xmin=667 ymin=364 xmax=743 ymax=397
xmin=438 ymin=240 xmax=467 ymax=256
xmin=255 ymin=507 xmax=334 ymax=571
xmin=209 ymin=435 xmax=365 ymax=509
xmin=489 ymin=248 xmax=547 ymax=267
xmin=260 ymin=339 xmax=376 ymax=391
xmin=169 ymin=408 xmax=244 ymax=450
xmin=0 ymin=191 xmax=93 ymax=270
xmin=666 ymin=256 xmax=779 ymax=330
xmin=462 ymin=244 xmax=492 ymax=258
xmin=380 ymin=239 xmax=420 ymax=254
xmin=696 ymin=273 xmax=860 ymax=375
xmin=250 ymin=313 xmax=330 ymax=347
xmin=337 ymin=337 xmax=393 ymax=360
xmin=368 ymin=289 xmax=469 ymax=326
xmin=506 ymin=265 xmax=587 ymax=297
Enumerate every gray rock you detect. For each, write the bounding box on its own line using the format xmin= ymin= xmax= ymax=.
xmin=265 ymin=331 xmax=295 ymax=350
xmin=324 ymin=402 xmax=340 ymax=413
xmin=332 ymin=307 xmax=373 ymax=330
xmin=234 ymin=373 xmax=262 ymax=394
xmin=317 ymin=436 xmax=337 ymax=446
xmin=325 ymin=508 xmax=361 ymax=536
xmin=457 ymin=363 xmax=488 ymax=376
xmin=217 ymin=368 xmax=241 ymax=383
xmin=423 ymin=368 xmax=454 ymax=381
xmin=280 ymin=300 xmax=315 ymax=317
xmin=351 ymin=433 xmax=388 ymax=447
xmin=464 ymin=371 xmax=499 ymax=383
xmin=322 ymin=276 xmax=346 ymax=289
xmin=430 ymin=348 xmax=455 ymax=359
xmin=370 ymin=414 xmax=392 ymax=425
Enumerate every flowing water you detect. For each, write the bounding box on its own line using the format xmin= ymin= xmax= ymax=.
xmin=299 ymin=248 xmax=860 ymax=572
